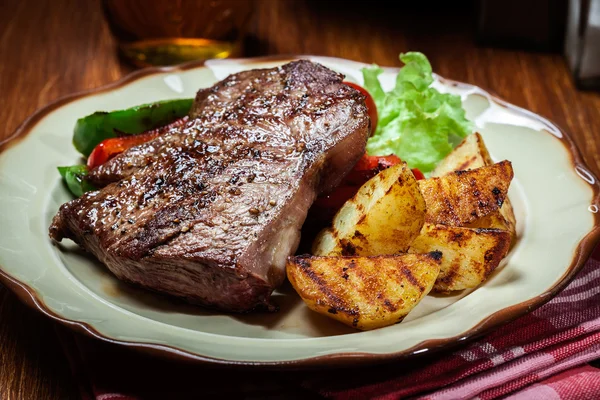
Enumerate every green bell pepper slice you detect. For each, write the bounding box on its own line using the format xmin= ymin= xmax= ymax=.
xmin=73 ymin=98 xmax=193 ymax=156
xmin=57 ymin=165 xmax=96 ymax=197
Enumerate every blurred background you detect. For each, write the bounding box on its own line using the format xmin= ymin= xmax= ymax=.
xmin=97 ymin=0 xmax=598 ymax=89
xmin=2 ymin=0 xmax=598 ymax=135
xmin=3 ymin=1 xmax=596 ymax=81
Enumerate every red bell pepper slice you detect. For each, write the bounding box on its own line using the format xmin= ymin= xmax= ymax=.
xmin=312 ymin=154 xmax=424 ymax=219
xmin=344 ymin=81 xmax=378 ymax=135
xmin=87 ymin=116 xmax=188 ymax=169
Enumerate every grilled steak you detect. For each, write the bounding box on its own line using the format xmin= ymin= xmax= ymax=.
xmin=49 ymin=60 xmax=370 ymax=312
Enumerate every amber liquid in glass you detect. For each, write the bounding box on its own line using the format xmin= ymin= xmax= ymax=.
xmin=102 ymin=0 xmax=254 ymax=67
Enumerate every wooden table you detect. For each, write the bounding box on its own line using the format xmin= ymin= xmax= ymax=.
xmin=1 ymin=1 xmax=599 ymax=398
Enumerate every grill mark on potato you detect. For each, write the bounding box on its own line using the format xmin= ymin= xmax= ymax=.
xmin=428 ymin=250 xmax=443 ymax=261
xmin=340 ymin=239 xmax=358 ymax=256
xmin=401 ymin=266 xmax=424 ymax=292
xmin=422 ymin=161 xmax=513 ymax=227
xmin=439 ymin=261 xmax=460 ymax=286
xmin=449 ymin=230 xmax=465 ymax=246
xmin=383 ymin=299 xmax=397 ymax=312
xmin=295 ymin=257 xmax=359 ymax=317
xmin=288 ymin=254 xmax=442 ymax=330
xmin=457 ymin=155 xmax=478 ymax=171
xmin=433 ymin=227 xmax=510 ymax=290
xmin=442 ymin=197 xmax=458 ymax=225
xmin=483 ymin=232 xmax=511 ymax=277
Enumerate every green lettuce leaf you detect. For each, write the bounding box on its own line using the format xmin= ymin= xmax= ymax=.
xmin=362 ymin=52 xmax=473 ymax=173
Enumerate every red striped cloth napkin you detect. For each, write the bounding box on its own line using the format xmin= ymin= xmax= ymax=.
xmin=56 ymin=245 xmax=600 ymax=400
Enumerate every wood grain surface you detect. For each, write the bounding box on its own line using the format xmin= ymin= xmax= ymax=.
xmin=1 ymin=1 xmax=599 ymax=399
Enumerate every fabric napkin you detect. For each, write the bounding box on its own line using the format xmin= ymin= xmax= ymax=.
xmin=55 ymin=245 xmax=600 ymax=400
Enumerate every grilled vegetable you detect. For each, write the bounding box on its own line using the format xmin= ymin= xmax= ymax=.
xmin=311 ymin=154 xmax=424 ymax=222
xmin=73 ymin=98 xmax=193 ymax=156
xmin=419 ymin=161 xmax=514 ymax=227
xmin=57 ymin=165 xmax=95 ymax=197
xmin=409 ymin=224 xmax=511 ymax=292
xmin=431 ymin=132 xmax=492 ymax=176
xmin=343 ymin=154 xmax=424 ymax=185
xmin=432 ymin=132 xmax=517 ymax=242
xmin=343 ymin=154 xmax=403 ymax=185
xmin=286 ymin=252 xmax=442 ymax=330
xmin=86 ymin=116 xmax=188 ymax=169
xmin=312 ymin=162 xmax=426 ymax=256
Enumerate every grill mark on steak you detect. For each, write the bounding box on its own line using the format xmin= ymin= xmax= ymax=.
xmin=50 ymin=60 xmax=370 ymax=312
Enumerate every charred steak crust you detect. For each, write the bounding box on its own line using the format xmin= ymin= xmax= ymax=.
xmin=50 ymin=60 xmax=370 ymax=312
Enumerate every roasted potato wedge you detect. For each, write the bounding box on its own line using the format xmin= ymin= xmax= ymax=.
xmin=432 ymin=132 xmax=493 ymax=176
xmin=419 ymin=161 xmax=513 ymax=227
xmin=287 ymin=253 xmax=441 ymax=330
xmin=408 ymin=223 xmax=511 ymax=291
xmin=432 ymin=133 xmax=516 ymax=242
xmin=311 ymin=228 xmax=338 ymax=256
xmin=312 ymin=163 xmax=425 ymax=256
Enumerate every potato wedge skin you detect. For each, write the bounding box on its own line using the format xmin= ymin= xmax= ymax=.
xmin=432 ymin=132 xmax=517 ymax=242
xmin=408 ymin=223 xmax=511 ymax=291
xmin=313 ymin=163 xmax=426 ymax=256
xmin=287 ymin=253 xmax=441 ymax=330
xmin=498 ymin=202 xmax=517 ymax=243
xmin=419 ymin=160 xmax=513 ymax=227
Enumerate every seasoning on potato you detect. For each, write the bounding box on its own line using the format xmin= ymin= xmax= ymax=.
xmin=286 ymin=252 xmax=442 ymax=330
xmin=431 ymin=132 xmax=516 ymax=243
xmin=298 ymin=133 xmax=517 ymax=330
xmin=419 ymin=160 xmax=513 ymax=227
xmin=312 ymin=162 xmax=425 ymax=257
xmin=408 ymin=223 xmax=511 ymax=292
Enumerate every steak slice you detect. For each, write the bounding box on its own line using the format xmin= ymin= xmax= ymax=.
xmin=49 ymin=60 xmax=370 ymax=312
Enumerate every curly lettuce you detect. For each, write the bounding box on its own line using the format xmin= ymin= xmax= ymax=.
xmin=362 ymin=52 xmax=473 ymax=173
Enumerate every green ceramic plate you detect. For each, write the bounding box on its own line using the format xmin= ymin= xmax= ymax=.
xmin=0 ymin=56 xmax=598 ymax=366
